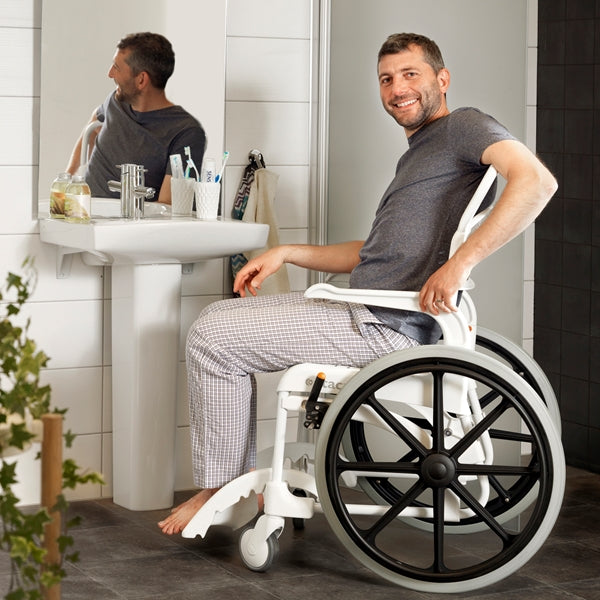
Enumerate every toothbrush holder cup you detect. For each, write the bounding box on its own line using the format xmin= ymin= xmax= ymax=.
xmin=171 ymin=178 xmax=196 ymax=217
xmin=195 ymin=181 xmax=221 ymax=219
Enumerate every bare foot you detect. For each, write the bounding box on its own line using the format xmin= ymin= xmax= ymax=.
xmin=158 ymin=488 xmax=218 ymax=535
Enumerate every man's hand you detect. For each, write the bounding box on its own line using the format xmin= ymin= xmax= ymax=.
xmin=233 ymin=247 xmax=287 ymax=297
xmin=419 ymin=256 xmax=468 ymax=315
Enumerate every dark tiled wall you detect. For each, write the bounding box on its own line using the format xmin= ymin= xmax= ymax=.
xmin=535 ymin=0 xmax=600 ymax=471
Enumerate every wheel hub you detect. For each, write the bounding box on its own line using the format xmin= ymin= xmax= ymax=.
xmin=420 ymin=453 xmax=456 ymax=487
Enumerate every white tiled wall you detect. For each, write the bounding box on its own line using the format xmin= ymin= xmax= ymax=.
xmin=223 ymin=0 xmax=314 ymax=454
xmin=0 ymin=0 xmax=314 ymax=504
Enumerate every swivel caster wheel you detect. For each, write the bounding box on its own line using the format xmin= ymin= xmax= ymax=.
xmin=239 ymin=525 xmax=280 ymax=572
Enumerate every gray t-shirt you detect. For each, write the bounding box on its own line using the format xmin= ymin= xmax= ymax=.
xmin=85 ymin=92 xmax=206 ymax=198
xmin=349 ymin=107 xmax=516 ymax=344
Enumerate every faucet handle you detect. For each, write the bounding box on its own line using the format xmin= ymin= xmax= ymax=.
xmin=140 ymin=186 xmax=155 ymax=200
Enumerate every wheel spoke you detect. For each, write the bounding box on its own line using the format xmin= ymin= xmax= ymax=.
xmin=368 ymin=395 xmax=429 ymax=458
xmin=336 ymin=458 xmax=420 ymax=476
xmin=489 ymin=428 xmax=533 ymax=444
xmin=457 ymin=463 xmax=539 ymax=477
xmin=450 ymin=479 xmax=514 ymax=544
xmin=449 ymin=398 xmax=511 ymax=459
xmin=478 ymin=388 xmax=502 ymax=411
xmin=432 ymin=487 xmax=447 ymax=573
xmin=432 ymin=371 xmax=445 ymax=452
xmin=363 ymin=480 xmax=427 ymax=542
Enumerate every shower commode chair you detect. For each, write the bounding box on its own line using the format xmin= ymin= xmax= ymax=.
xmin=181 ymin=166 xmax=565 ymax=594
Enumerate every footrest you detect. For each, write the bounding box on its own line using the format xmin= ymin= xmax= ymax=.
xmin=182 ymin=469 xmax=271 ymax=538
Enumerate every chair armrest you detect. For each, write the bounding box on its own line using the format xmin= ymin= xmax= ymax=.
xmin=304 ymin=283 xmax=474 ymax=348
xmin=305 ymin=283 xmax=422 ymax=312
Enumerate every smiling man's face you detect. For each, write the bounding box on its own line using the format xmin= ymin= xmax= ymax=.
xmin=378 ymin=44 xmax=450 ymax=136
xmin=108 ymin=48 xmax=141 ymax=105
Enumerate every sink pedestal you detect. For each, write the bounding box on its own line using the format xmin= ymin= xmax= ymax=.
xmin=111 ymin=263 xmax=182 ymax=510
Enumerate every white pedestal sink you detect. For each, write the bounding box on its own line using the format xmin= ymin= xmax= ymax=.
xmin=39 ymin=199 xmax=269 ymax=510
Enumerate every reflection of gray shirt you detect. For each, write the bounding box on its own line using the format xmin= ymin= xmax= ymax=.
xmin=85 ymin=92 xmax=206 ymax=198
xmin=349 ymin=108 xmax=515 ymax=344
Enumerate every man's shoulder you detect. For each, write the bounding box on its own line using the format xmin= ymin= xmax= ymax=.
xmin=449 ymin=107 xmax=489 ymax=121
xmin=160 ymin=104 xmax=203 ymax=128
xmin=447 ymin=107 xmax=511 ymax=135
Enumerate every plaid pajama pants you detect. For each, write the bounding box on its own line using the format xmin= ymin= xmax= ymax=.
xmin=185 ymin=291 xmax=418 ymax=488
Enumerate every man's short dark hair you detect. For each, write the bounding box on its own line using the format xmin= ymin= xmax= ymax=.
xmin=378 ymin=33 xmax=445 ymax=73
xmin=117 ymin=32 xmax=175 ymax=89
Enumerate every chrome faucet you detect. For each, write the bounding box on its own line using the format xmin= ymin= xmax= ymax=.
xmin=108 ymin=164 xmax=155 ymax=219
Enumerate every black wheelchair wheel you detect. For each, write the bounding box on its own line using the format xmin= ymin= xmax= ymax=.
xmin=316 ymin=346 xmax=564 ymax=593
xmin=342 ymin=330 xmax=560 ymax=529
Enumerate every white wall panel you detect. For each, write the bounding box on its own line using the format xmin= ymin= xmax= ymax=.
xmin=0 ymin=97 xmax=39 ymax=164
xmin=180 ymin=259 xmax=225 ymax=296
xmin=226 ymin=37 xmax=310 ymax=102
xmin=227 ymin=0 xmax=310 ymax=39
xmin=0 ymin=0 xmax=41 ymax=27
xmin=24 ymin=300 xmax=103 ymax=369
xmin=0 ymin=166 xmax=38 ymax=234
xmin=226 ymin=101 xmax=309 ymax=166
xmin=42 ymin=366 xmax=103 ymax=434
xmin=0 ymin=234 xmax=103 ymax=301
xmin=0 ymin=27 xmax=39 ymax=96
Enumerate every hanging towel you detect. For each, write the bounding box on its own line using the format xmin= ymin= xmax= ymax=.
xmin=230 ymin=162 xmax=258 ymax=278
xmin=241 ymin=168 xmax=290 ymax=295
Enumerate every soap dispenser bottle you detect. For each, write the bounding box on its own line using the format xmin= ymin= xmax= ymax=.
xmin=64 ymin=175 xmax=91 ymax=223
xmin=49 ymin=172 xmax=71 ymax=218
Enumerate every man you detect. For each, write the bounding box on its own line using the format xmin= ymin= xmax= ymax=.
xmin=158 ymin=33 xmax=557 ymax=534
xmin=66 ymin=32 xmax=206 ymax=204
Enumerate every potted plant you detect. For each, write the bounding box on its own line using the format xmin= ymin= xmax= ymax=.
xmin=0 ymin=258 xmax=103 ymax=599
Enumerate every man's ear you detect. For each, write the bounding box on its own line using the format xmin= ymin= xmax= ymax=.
xmin=437 ymin=67 xmax=450 ymax=94
xmin=136 ymin=71 xmax=150 ymax=90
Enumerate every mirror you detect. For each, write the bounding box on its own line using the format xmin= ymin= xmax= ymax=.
xmin=38 ymin=0 xmax=226 ymax=207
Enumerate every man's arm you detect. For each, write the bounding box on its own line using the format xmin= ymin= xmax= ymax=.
xmin=66 ymin=109 xmax=100 ymax=175
xmin=420 ymin=138 xmax=558 ymax=314
xmin=233 ymin=241 xmax=364 ymax=297
xmin=157 ymin=174 xmax=172 ymax=204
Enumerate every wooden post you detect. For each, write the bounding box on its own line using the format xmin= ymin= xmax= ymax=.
xmin=41 ymin=413 xmax=62 ymax=600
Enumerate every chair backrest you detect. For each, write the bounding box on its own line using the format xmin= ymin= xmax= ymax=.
xmin=79 ymin=119 xmax=103 ymax=172
xmin=305 ymin=164 xmax=501 ymax=348
xmin=449 ymin=165 xmax=498 ymax=259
